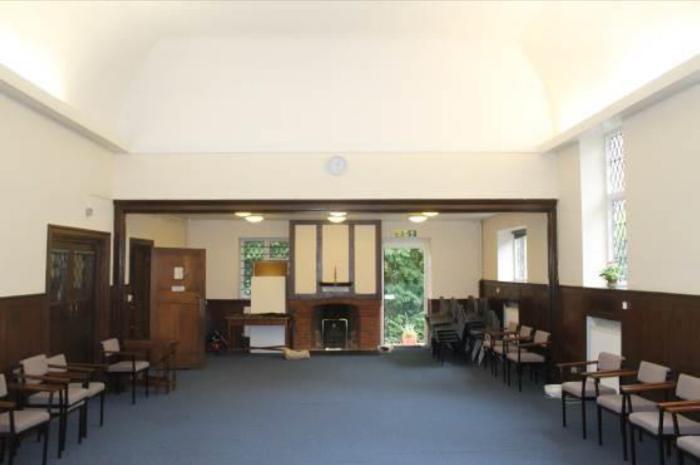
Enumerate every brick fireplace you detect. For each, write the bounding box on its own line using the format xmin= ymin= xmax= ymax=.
xmin=288 ymin=298 xmax=381 ymax=351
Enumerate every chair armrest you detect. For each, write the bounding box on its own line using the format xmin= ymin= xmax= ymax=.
xmin=67 ymin=362 xmax=108 ymax=369
xmin=7 ymin=383 xmax=63 ymax=394
xmin=664 ymin=403 xmax=700 ymax=414
xmin=557 ymin=360 xmax=598 ymax=369
xmin=49 ymin=371 xmax=91 ymax=381
xmin=659 ymin=400 xmax=700 ymax=411
xmin=518 ymin=342 xmax=549 ymax=349
xmin=585 ymin=369 xmax=638 ymax=379
xmin=620 ymin=382 xmax=676 ymax=394
xmin=0 ymin=400 xmax=16 ymax=412
xmin=18 ymin=374 xmax=70 ymax=385
xmin=49 ymin=364 xmax=94 ymax=373
xmin=104 ymin=350 xmax=141 ymax=358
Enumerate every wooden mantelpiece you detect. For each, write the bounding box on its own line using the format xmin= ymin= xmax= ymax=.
xmin=288 ymin=297 xmax=381 ymax=351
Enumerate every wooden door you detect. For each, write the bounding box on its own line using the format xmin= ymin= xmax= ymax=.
xmin=129 ymin=239 xmax=153 ymax=339
xmin=48 ymin=241 xmax=97 ymax=362
xmin=149 ymin=248 xmax=206 ymax=368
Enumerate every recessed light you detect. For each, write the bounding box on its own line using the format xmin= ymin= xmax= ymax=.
xmin=329 ymin=211 xmax=347 ymax=217
xmin=422 ymin=211 xmax=439 ymax=217
xmin=328 ymin=216 xmax=346 ymax=224
xmin=408 ymin=215 xmax=428 ymax=223
xmin=245 ymin=215 xmax=264 ymax=223
xmin=235 ymin=212 xmax=252 ymax=217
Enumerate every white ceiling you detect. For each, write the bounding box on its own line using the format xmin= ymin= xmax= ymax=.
xmin=2 ymin=1 xmax=699 ymax=153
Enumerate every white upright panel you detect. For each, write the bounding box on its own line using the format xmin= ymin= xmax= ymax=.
xmin=249 ymin=276 xmax=287 ymax=352
xmin=294 ymin=225 xmax=317 ymax=294
xmin=354 ymin=224 xmax=377 ymax=294
xmin=321 ymin=224 xmax=350 ymax=283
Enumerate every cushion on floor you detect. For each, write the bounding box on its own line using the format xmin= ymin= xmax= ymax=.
xmin=107 ymin=360 xmax=149 ymax=373
xmin=0 ymin=409 xmax=50 ymax=433
xmin=678 ymin=436 xmax=700 ymax=458
xmin=630 ymin=411 xmax=700 ymax=435
xmin=597 ymin=394 xmax=657 ymax=414
xmin=562 ymin=380 xmax=616 ymax=398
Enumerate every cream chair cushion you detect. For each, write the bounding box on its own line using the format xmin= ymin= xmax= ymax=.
xmin=678 ymin=436 xmax=700 ymax=458
xmin=630 ymin=411 xmax=700 ymax=435
xmin=563 ymin=380 xmax=616 ymax=398
xmin=0 ymin=409 xmax=50 ymax=433
xmin=47 ymin=354 xmax=69 ymax=372
xmin=0 ymin=374 xmax=6 ymax=398
xmin=677 ymin=374 xmax=700 ymax=401
xmin=507 ymin=351 xmax=545 ymax=364
xmin=19 ymin=354 xmax=50 ymax=384
xmin=101 ymin=338 xmax=121 ymax=353
xmin=597 ymin=352 xmax=625 ymax=371
xmin=70 ymin=382 xmax=105 ymax=397
xmin=107 ymin=360 xmax=149 ymax=373
xmin=28 ymin=385 xmax=88 ymax=407
xmin=597 ymin=394 xmax=657 ymax=414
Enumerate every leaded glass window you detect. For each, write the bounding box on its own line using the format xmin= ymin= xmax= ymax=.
xmin=605 ymin=130 xmax=628 ymax=282
xmin=239 ymin=238 xmax=289 ymax=297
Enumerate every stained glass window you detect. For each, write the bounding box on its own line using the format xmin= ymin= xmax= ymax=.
xmin=239 ymin=238 xmax=289 ymax=297
xmin=605 ymin=130 xmax=628 ymax=282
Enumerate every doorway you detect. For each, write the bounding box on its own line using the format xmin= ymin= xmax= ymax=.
xmin=129 ymin=238 xmax=154 ymax=339
xmin=383 ymin=239 xmax=428 ymax=346
xmin=587 ymin=316 xmax=622 ymax=390
xmin=46 ymin=225 xmax=110 ymax=362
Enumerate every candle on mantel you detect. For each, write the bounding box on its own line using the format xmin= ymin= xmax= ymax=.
xmin=333 ymin=266 xmax=338 ymax=284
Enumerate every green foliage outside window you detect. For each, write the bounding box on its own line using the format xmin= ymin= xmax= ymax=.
xmin=383 ymin=247 xmax=425 ymax=344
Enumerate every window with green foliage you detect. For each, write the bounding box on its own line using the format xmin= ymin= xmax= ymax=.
xmin=383 ymin=246 xmax=425 ymax=345
xmin=239 ymin=238 xmax=289 ymax=297
xmin=605 ymin=129 xmax=628 ymax=283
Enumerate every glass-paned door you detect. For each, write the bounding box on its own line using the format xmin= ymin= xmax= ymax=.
xmin=383 ymin=241 xmax=427 ymax=345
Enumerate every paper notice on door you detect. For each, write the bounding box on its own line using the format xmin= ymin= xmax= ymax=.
xmin=173 ymin=266 xmax=184 ymax=280
xmin=171 ymin=285 xmax=186 ymax=292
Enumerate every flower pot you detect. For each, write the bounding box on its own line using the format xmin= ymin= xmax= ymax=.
xmin=606 ymin=280 xmax=618 ymax=289
xmin=401 ymin=333 xmax=418 ymax=345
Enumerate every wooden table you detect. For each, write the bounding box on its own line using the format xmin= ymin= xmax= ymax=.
xmin=225 ymin=314 xmax=293 ymax=351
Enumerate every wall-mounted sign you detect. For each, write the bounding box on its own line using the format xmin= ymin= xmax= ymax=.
xmin=394 ymin=229 xmax=417 ymax=238
xmin=173 ymin=266 xmax=184 ymax=280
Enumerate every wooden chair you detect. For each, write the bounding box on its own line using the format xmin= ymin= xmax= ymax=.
xmin=629 ymin=374 xmax=700 ymax=465
xmin=0 ymin=374 xmax=54 ymax=465
xmin=482 ymin=321 xmax=518 ymax=375
xmin=123 ymin=340 xmax=178 ymax=394
xmin=505 ymin=329 xmax=551 ymax=392
xmin=493 ymin=324 xmax=533 ymax=382
xmin=16 ymin=354 xmax=89 ymax=459
xmin=47 ymin=354 xmax=107 ymax=427
xmin=669 ymin=403 xmax=700 ymax=465
xmin=594 ymin=361 xmax=671 ymax=460
xmin=100 ymin=338 xmax=150 ymax=404
xmin=559 ymin=352 xmax=625 ymax=439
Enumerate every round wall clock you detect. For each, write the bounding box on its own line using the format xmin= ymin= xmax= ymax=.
xmin=326 ymin=155 xmax=348 ymax=176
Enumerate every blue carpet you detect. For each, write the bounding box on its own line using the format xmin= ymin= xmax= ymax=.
xmin=11 ymin=349 xmax=662 ymax=465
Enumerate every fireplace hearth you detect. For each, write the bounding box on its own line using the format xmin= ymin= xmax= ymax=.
xmin=313 ymin=303 xmax=358 ymax=350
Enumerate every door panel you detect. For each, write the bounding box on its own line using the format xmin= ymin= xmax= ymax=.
xmin=129 ymin=241 xmax=153 ymax=339
xmin=150 ymin=248 xmax=206 ymax=368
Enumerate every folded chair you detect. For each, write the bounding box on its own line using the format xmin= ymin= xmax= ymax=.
xmin=0 ymin=374 xmax=53 ymax=465
xmin=47 ymin=354 xmax=107 ymax=428
xmin=100 ymin=338 xmax=150 ymax=404
xmin=17 ymin=354 xmax=89 ymax=459
xmin=591 ymin=361 xmax=670 ymax=460
xmin=669 ymin=403 xmax=700 ymax=465
xmin=559 ymin=352 xmax=625 ymax=439
xmin=629 ymin=374 xmax=700 ymax=465
xmin=506 ymin=329 xmax=551 ymax=392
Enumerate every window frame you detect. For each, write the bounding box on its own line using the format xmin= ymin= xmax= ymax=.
xmin=604 ymin=128 xmax=628 ymax=284
xmin=238 ymin=237 xmax=289 ymax=298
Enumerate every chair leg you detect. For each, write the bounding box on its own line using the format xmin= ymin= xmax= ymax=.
xmin=131 ymin=372 xmax=136 ymax=404
xmin=597 ymin=405 xmax=603 ymax=446
xmin=621 ymin=414 xmax=629 ymax=461
xmin=518 ymin=363 xmax=523 ymax=392
xmin=658 ymin=435 xmax=665 ymax=465
xmin=6 ymin=435 xmax=14 ymax=465
xmin=581 ymin=397 xmax=588 ymax=439
xmin=145 ymin=368 xmax=150 ymax=398
xmin=562 ymin=391 xmax=568 ymax=427
xmin=678 ymin=447 xmax=686 ymax=465
xmin=630 ymin=424 xmax=637 ymax=465
xmin=0 ymin=436 xmax=5 ymax=463
xmin=42 ymin=422 xmax=50 ymax=465
xmin=99 ymin=391 xmax=105 ymax=426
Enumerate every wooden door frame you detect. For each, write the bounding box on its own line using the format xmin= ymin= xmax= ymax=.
xmin=128 ymin=237 xmax=154 ymax=338
xmin=113 ymin=199 xmax=558 ymax=339
xmin=46 ymin=225 xmax=111 ymax=360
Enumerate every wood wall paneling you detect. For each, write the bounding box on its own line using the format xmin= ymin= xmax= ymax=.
xmin=0 ymin=294 xmax=48 ymax=373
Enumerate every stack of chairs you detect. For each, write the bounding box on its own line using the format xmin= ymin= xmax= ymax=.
xmin=428 ymin=298 xmax=463 ymax=364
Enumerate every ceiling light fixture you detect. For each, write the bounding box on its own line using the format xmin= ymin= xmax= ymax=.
xmin=408 ymin=215 xmax=428 ymax=224
xmin=328 ymin=216 xmax=346 ymax=224
xmin=329 ymin=211 xmax=347 ymax=217
xmin=245 ymin=215 xmax=264 ymax=223
xmin=235 ymin=212 xmax=252 ymax=217
xmin=422 ymin=211 xmax=439 ymax=217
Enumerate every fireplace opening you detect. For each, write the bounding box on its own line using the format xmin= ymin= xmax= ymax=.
xmin=313 ymin=303 xmax=359 ymax=350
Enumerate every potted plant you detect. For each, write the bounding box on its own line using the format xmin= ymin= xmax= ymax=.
xmin=401 ymin=320 xmax=418 ymax=345
xmin=599 ymin=262 xmax=622 ymax=288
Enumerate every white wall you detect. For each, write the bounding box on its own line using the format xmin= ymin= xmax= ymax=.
xmin=382 ymin=220 xmax=482 ymax=298
xmin=0 ymin=94 xmax=114 ymax=297
xmin=481 ymin=213 xmax=549 ymax=284
xmin=555 ymin=142 xmax=583 ymax=286
xmin=624 ymin=84 xmax=700 ymax=294
xmin=113 ymin=152 xmax=557 ymax=200
xmin=186 ymin=219 xmax=289 ymax=299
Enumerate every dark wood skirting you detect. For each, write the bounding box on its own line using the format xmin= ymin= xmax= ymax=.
xmin=0 ymin=294 xmax=49 ymax=373
xmin=480 ymin=280 xmax=700 ymax=375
